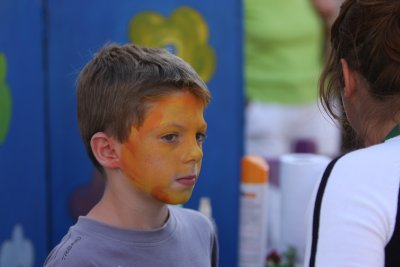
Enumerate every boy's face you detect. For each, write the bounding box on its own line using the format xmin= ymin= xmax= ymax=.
xmin=120 ymin=90 xmax=207 ymax=204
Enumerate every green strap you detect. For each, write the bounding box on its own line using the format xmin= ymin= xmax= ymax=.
xmin=385 ymin=125 xmax=400 ymax=141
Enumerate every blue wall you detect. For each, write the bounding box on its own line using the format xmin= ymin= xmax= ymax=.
xmin=0 ymin=1 xmax=48 ymax=267
xmin=0 ymin=1 xmax=243 ymax=266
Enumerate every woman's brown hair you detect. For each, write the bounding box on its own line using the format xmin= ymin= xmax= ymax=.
xmin=320 ymin=0 xmax=400 ymax=120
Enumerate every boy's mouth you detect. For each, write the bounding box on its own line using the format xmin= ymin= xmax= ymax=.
xmin=176 ymin=175 xmax=197 ymax=186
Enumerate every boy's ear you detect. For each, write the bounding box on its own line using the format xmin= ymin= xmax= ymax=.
xmin=90 ymin=132 xmax=121 ymax=169
xmin=341 ymin=58 xmax=357 ymax=98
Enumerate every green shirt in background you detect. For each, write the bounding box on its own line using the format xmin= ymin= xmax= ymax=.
xmin=245 ymin=0 xmax=324 ymax=104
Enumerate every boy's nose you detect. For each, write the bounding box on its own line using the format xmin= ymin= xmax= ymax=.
xmin=183 ymin=141 xmax=203 ymax=163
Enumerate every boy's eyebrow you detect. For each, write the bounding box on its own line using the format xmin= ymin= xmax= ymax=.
xmin=159 ymin=121 xmax=207 ymax=130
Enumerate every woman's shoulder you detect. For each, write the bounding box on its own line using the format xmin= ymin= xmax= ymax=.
xmin=338 ymin=138 xmax=400 ymax=169
xmin=325 ymin=138 xmax=400 ymax=204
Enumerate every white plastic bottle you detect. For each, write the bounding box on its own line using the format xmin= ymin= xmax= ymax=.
xmin=238 ymin=156 xmax=269 ymax=267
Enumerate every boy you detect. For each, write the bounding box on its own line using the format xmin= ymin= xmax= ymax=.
xmin=44 ymin=43 xmax=218 ymax=267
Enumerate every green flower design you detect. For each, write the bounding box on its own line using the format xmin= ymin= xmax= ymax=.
xmin=0 ymin=53 xmax=12 ymax=144
xmin=129 ymin=6 xmax=216 ymax=82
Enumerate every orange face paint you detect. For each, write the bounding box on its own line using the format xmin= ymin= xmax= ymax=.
xmin=120 ymin=90 xmax=207 ymax=204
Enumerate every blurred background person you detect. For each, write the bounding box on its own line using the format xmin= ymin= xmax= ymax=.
xmin=244 ymin=0 xmax=342 ymax=254
xmin=244 ymin=0 xmax=342 ymax=159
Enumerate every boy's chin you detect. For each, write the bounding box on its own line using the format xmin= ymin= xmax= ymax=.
xmin=159 ymin=193 xmax=192 ymax=206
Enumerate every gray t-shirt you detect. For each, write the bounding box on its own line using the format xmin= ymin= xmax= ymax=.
xmin=44 ymin=206 xmax=218 ymax=267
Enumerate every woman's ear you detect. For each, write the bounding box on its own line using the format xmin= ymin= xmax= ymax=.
xmin=341 ymin=58 xmax=357 ymax=98
xmin=90 ymin=132 xmax=121 ymax=169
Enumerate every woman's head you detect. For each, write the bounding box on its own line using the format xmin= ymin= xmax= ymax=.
xmin=320 ymin=0 xmax=400 ymax=135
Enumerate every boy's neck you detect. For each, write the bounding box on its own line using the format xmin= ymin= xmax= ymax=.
xmin=87 ymin=175 xmax=169 ymax=230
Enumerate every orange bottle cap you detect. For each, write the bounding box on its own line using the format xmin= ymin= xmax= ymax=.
xmin=241 ymin=155 xmax=269 ymax=184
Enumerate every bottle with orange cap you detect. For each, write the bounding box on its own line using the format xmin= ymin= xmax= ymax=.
xmin=238 ymin=155 xmax=269 ymax=267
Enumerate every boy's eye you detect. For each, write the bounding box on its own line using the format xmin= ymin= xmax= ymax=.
xmin=196 ymin=133 xmax=207 ymax=144
xmin=162 ymin=134 xmax=178 ymax=143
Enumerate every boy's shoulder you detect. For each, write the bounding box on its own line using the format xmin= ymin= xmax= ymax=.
xmin=170 ymin=205 xmax=209 ymax=221
xmin=170 ymin=205 xmax=215 ymax=233
xmin=43 ymin=225 xmax=93 ymax=267
xmin=44 ymin=217 xmax=124 ymax=267
xmin=44 ymin=209 xmax=217 ymax=266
